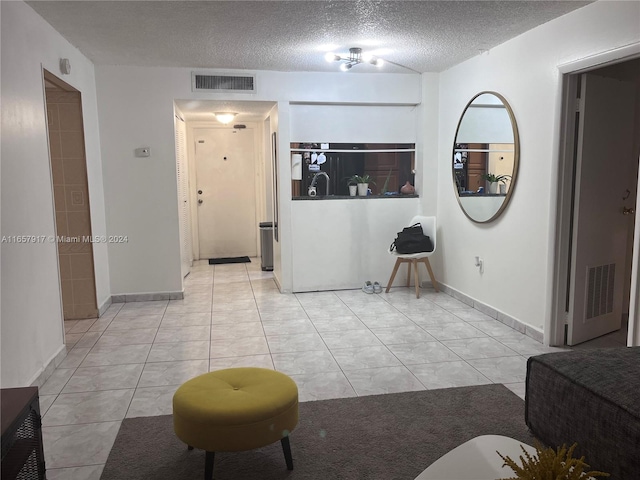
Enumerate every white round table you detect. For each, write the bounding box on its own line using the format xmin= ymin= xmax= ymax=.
xmin=414 ymin=435 xmax=536 ymax=480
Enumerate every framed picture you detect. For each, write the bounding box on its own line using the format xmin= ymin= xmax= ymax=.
xmin=272 ymin=132 xmax=279 ymax=242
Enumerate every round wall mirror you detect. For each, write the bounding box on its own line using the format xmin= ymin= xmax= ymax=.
xmin=452 ymin=92 xmax=519 ymax=223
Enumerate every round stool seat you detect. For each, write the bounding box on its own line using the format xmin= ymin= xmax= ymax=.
xmin=173 ymin=367 xmax=298 ymax=452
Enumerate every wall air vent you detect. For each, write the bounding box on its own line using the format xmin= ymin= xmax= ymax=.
xmin=585 ymin=263 xmax=615 ymax=320
xmin=191 ymin=72 xmax=256 ymax=93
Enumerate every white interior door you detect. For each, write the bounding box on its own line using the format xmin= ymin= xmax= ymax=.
xmin=195 ymin=128 xmax=257 ymax=259
xmin=567 ymin=73 xmax=636 ymax=345
xmin=175 ymin=115 xmax=192 ymax=278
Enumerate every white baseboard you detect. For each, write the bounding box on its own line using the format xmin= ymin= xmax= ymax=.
xmin=437 ymin=282 xmax=543 ymax=344
xmin=111 ymin=291 xmax=184 ymax=303
xmin=29 ymin=344 xmax=67 ymax=388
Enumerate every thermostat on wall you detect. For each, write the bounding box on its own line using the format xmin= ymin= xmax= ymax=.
xmin=135 ymin=147 xmax=151 ymax=157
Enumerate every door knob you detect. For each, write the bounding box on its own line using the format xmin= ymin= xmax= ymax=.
xmin=198 ymin=199 xmax=203 ymax=205
xmin=623 ymin=207 xmax=635 ymax=215
xmin=198 ymin=190 xmax=203 ymax=195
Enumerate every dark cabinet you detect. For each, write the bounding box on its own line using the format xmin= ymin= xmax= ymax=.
xmin=364 ymin=145 xmax=414 ymax=194
xmin=1 ymin=387 xmax=46 ymax=480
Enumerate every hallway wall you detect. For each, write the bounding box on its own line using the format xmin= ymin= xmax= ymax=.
xmin=1 ymin=1 xmax=110 ymax=387
xmin=94 ymin=67 xmax=421 ymax=294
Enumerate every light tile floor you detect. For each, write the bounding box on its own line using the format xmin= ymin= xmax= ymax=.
xmin=41 ymin=259 xmax=628 ymax=479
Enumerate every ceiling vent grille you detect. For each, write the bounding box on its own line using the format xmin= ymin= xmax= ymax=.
xmin=191 ymin=72 xmax=256 ymax=93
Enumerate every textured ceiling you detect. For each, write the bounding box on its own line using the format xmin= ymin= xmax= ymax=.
xmin=27 ymin=1 xmax=592 ymax=74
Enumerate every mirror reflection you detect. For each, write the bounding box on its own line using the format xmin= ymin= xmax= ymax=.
xmin=452 ymin=92 xmax=519 ymax=223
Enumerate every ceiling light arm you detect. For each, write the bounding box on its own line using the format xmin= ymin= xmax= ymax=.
xmin=326 ymin=46 xmax=418 ymax=72
xmin=376 ymin=57 xmax=421 ymax=74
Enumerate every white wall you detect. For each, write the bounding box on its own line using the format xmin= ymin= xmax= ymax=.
xmin=1 ymin=1 xmax=109 ymax=387
xmin=434 ymin=0 xmax=640 ymax=336
xmin=456 ymin=104 xmax=514 ymax=144
xmin=94 ymin=66 xmax=420 ymax=294
xmin=96 ymin=69 xmax=182 ymax=295
xmin=290 ymin=105 xmax=418 ymax=142
xmin=417 ymin=73 xmax=440 ymax=215
xmin=289 ymin=103 xmax=420 ymax=292
xmin=292 ymin=197 xmax=421 ymax=291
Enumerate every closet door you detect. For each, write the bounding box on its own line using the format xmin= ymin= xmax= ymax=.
xmin=175 ymin=115 xmax=192 ymax=278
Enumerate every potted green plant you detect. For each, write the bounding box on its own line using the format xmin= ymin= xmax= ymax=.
xmin=481 ymin=173 xmax=511 ymax=194
xmin=346 ymin=175 xmax=359 ymax=196
xmin=381 ymin=169 xmax=393 ymax=195
xmin=354 ymin=174 xmax=376 ymax=196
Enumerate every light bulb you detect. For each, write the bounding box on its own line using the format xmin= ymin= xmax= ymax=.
xmin=373 ymin=57 xmax=384 ymax=67
xmin=362 ymin=52 xmax=373 ymax=63
xmin=214 ymin=112 xmax=237 ymax=124
xmin=340 ymin=63 xmax=351 ymax=72
xmin=325 ymin=52 xmax=341 ymax=63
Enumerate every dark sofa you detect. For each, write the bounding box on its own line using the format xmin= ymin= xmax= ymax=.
xmin=525 ymin=347 xmax=640 ymax=480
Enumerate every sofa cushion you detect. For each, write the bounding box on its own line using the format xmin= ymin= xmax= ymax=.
xmin=526 ymin=347 xmax=640 ymax=480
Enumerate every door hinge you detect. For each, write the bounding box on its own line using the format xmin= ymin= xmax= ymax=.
xmin=575 ymin=98 xmax=581 ymax=112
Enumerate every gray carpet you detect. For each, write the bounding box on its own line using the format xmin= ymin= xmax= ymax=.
xmin=101 ymin=384 xmax=535 ymax=480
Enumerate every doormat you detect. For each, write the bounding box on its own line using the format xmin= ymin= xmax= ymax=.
xmin=208 ymin=256 xmax=251 ymax=265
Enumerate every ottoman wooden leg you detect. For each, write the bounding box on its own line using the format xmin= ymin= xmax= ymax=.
xmin=281 ymin=436 xmax=293 ymax=470
xmin=187 ymin=445 xmax=194 ymax=451
xmin=204 ymin=451 xmax=215 ymax=480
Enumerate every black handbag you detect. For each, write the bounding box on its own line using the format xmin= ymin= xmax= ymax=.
xmin=390 ymin=223 xmax=434 ymax=254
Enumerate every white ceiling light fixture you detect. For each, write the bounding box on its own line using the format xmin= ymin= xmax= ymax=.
xmin=325 ymin=47 xmax=384 ymax=71
xmin=214 ymin=112 xmax=237 ymax=124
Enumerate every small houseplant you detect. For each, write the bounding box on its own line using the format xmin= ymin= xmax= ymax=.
xmin=481 ymin=173 xmax=511 ymax=194
xmin=381 ymin=169 xmax=393 ymax=194
xmin=346 ymin=175 xmax=359 ymax=196
xmin=497 ymin=442 xmax=609 ymax=480
xmin=349 ymin=174 xmax=376 ymax=196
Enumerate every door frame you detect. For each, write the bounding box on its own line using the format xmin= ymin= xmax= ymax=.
xmin=43 ymin=69 xmax=99 ymax=320
xmin=186 ymin=121 xmax=263 ymax=260
xmin=548 ymin=43 xmax=640 ymax=346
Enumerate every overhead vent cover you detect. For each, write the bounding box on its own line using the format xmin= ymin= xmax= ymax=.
xmin=191 ymin=72 xmax=256 ymax=93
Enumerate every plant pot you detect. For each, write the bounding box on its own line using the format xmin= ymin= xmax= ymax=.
xmin=499 ymin=183 xmax=507 ymax=194
xmin=488 ymin=182 xmax=498 ymax=194
xmin=357 ymin=183 xmax=369 ymax=196
xmin=349 ymin=185 xmax=357 ymax=196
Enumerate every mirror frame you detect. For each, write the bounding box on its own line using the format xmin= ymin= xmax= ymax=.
xmin=451 ymin=91 xmax=520 ymax=223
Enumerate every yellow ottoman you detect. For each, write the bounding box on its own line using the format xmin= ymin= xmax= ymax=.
xmin=173 ymin=367 xmax=298 ymax=479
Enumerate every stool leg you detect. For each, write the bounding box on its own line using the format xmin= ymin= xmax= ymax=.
xmin=187 ymin=445 xmax=194 ymax=451
xmin=413 ymin=259 xmax=420 ymax=298
xmin=204 ymin=451 xmax=215 ymax=480
xmin=406 ymin=261 xmax=412 ymax=287
xmin=281 ymin=436 xmax=294 ymax=470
